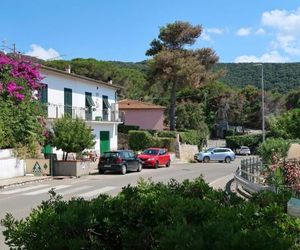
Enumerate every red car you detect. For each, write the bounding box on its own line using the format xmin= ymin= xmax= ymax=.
xmin=138 ymin=148 xmax=171 ymax=168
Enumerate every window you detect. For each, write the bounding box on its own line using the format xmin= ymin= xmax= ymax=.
xmin=64 ymin=88 xmax=72 ymax=117
xmin=40 ymin=84 xmax=48 ymax=103
xmin=102 ymin=95 xmax=111 ymax=109
xmin=85 ymin=93 xmax=95 ymax=107
xmin=128 ymin=151 xmax=135 ymax=158
xmin=121 ymin=151 xmax=130 ymax=159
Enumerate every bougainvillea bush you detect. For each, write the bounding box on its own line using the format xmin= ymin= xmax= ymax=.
xmin=0 ymin=54 xmax=46 ymax=157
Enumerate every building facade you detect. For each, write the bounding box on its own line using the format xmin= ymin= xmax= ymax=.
xmin=119 ymin=99 xmax=165 ymax=131
xmin=40 ymin=66 xmax=122 ymax=159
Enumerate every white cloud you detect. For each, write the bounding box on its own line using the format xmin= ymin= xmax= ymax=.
xmin=201 ymin=29 xmax=211 ymax=41
xmin=234 ymin=50 xmax=288 ymax=63
xmin=206 ymin=28 xmax=224 ymax=35
xmin=26 ymin=44 xmax=61 ymax=60
xmin=261 ymin=7 xmax=300 ymax=56
xmin=255 ymin=28 xmax=266 ymax=35
xmin=236 ymin=27 xmax=251 ymax=36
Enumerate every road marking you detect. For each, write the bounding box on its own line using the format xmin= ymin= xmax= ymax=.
xmin=0 ymin=184 xmax=50 ymax=195
xmin=209 ymin=174 xmax=234 ymax=187
xmin=57 ymin=185 xmax=92 ymax=196
xmin=24 ymin=185 xmax=70 ymax=195
xmin=77 ymin=186 xmax=116 ymax=198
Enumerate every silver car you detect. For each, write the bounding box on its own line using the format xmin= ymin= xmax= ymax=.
xmin=236 ymin=146 xmax=251 ymax=155
xmin=194 ymin=147 xmax=235 ymax=163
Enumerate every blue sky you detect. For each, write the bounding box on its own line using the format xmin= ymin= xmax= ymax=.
xmin=1 ymin=0 xmax=300 ymax=63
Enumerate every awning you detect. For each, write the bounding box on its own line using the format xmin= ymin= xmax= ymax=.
xmin=103 ymin=98 xmax=111 ymax=109
xmin=86 ymin=95 xmax=95 ymax=107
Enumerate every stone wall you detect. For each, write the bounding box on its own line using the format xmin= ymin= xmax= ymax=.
xmin=179 ymin=144 xmax=199 ymax=161
xmin=174 ymin=134 xmax=198 ymax=161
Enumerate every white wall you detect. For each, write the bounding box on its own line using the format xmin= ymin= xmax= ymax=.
xmin=41 ymin=69 xmax=117 ymax=120
xmin=91 ymin=123 xmax=118 ymax=154
xmin=41 ymin=69 xmax=120 ymax=158
xmin=0 ymin=149 xmax=25 ymax=179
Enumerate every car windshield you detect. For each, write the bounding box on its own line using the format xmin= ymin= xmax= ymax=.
xmin=143 ymin=149 xmax=159 ymax=155
xmin=102 ymin=152 xmax=119 ymax=158
xmin=204 ymin=148 xmax=214 ymax=153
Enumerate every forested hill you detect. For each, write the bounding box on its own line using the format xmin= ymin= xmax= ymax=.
xmin=214 ymin=63 xmax=300 ymax=93
xmin=44 ymin=59 xmax=300 ymax=93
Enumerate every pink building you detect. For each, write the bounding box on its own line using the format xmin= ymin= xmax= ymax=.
xmin=119 ymin=99 xmax=165 ymax=131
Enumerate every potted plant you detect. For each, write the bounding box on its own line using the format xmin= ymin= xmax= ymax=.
xmin=51 ymin=116 xmax=95 ymax=177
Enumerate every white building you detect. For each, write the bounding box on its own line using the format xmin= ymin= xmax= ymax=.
xmin=40 ymin=66 xmax=122 ymax=159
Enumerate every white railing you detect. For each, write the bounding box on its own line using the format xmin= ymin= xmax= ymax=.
xmin=44 ymin=103 xmax=121 ymax=122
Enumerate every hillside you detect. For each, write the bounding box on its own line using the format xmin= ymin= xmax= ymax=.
xmin=214 ymin=63 xmax=300 ymax=93
xmin=44 ymin=59 xmax=300 ymax=94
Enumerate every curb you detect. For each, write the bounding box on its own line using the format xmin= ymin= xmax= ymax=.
xmin=0 ymin=176 xmax=53 ymax=190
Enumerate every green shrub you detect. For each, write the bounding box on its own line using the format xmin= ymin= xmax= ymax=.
xmin=118 ymin=124 xmax=140 ymax=134
xmin=157 ymin=131 xmax=177 ymax=138
xmin=179 ymin=129 xmax=207 ymax=149
xmin=2 ymin=178 xmax=300 ymax=250
xmin=226 ymin=134 xmax=262 ymax=152
xmin=257 ymin=138 xmax=290 ymax=164
xmin=52 ymin=116 xmax=95 ymax=160
xmin=142 ymin=129 xmax=157 ymax=136
xmin=153 ymin=137 xmax=175 ymax=152
xmin=128 ymin=130 xmax=153 ymax=150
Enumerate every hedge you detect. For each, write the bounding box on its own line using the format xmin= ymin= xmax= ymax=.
xmin=128 ymin=130 xmax=153 ymax=151
xmin=2 ymin=177 xmax=299 ymax=250
xmin=179 ymin=129 xmax=207 ymax=149
xmin=153 ymin=137 xmax=175 ymax=152
xmin=118 ymin=124 xmax=140 ymax=134
xmin=226 ymin=134 xmax=262 ymax=152
xmin=157 ymin=131 xmax=177 ymax=138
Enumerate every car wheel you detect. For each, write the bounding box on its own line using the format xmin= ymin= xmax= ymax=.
xmin=121 ymin=165 xmax=127 ymax=175
xmin=166 ymin=160 xmax=171 ymax=168
xmin=99 ymin=169 xmax=105 ymax=174
xmin=203 ymin=157 xmax=210 ymax=163
xmin=137 ymin=162 xmax=142 ymax=172
xmin=225 ymin=157 xmax=231 ymax=163
xmin=154 ymin=161 xmax=159 ymax=169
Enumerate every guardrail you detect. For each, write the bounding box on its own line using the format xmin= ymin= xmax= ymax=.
xmin=234 ymin=157 xmax=271 ymax=196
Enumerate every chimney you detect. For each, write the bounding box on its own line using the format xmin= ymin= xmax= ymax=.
xmin=66 ymin=65 xmax=71 ymax=73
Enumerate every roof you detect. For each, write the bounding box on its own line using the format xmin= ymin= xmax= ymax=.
xmin=118 ymin=99 xmax=165 ymax=110
xmin=41 ymin=65 xmax=122 ymax=90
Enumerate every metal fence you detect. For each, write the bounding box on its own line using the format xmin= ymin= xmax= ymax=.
xmin=235 ymin=157 xmax=300 ymax=197
xmin=235 ymin=157 xmax=270 ymax=195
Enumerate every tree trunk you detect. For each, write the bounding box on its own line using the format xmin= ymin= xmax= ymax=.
xmin=65 ymin=152 xmax=68 ymax=161
xmin=169 ymin=82 xmax=177 ymax=131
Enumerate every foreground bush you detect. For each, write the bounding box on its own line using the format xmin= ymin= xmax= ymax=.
xmin=2 ymin=177 xmax=299 ymax=250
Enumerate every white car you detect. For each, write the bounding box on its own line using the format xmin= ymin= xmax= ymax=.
xmin=236 ymin=146 xmax=251 ymax=155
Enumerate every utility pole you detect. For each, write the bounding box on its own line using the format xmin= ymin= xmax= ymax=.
xmin=254 ymin=63 xmax=265 ymax=142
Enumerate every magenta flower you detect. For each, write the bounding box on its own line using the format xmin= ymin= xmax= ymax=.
xmin=6 ymin=82 xmax=18 ymax=94
xmin=14 ymin=92 xmax=25 ymax=101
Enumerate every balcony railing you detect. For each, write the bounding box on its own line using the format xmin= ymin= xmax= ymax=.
xmin=43 ymin=103 xmax=121 ymax=122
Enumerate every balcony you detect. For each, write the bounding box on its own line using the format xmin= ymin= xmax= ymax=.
xmin=44 ymin=103 xmax=121 ymax=122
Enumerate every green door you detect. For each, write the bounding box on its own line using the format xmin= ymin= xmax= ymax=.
xmin=100 ymin=131 xmax=110 ymax=155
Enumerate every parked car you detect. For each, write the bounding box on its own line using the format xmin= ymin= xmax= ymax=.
xmin=138 ymin=148 xmax=171 ymax=168
xmin=236 ymin=146 xmax=251 ymax=155
xmin=194 ymin=147 xmax=235 ymax=163
xmin=98 ymin=150 xmax=142 ymax=175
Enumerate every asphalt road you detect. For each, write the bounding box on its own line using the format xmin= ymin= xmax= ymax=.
xmin=0 ymin=157 xmax=243 ymax=249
